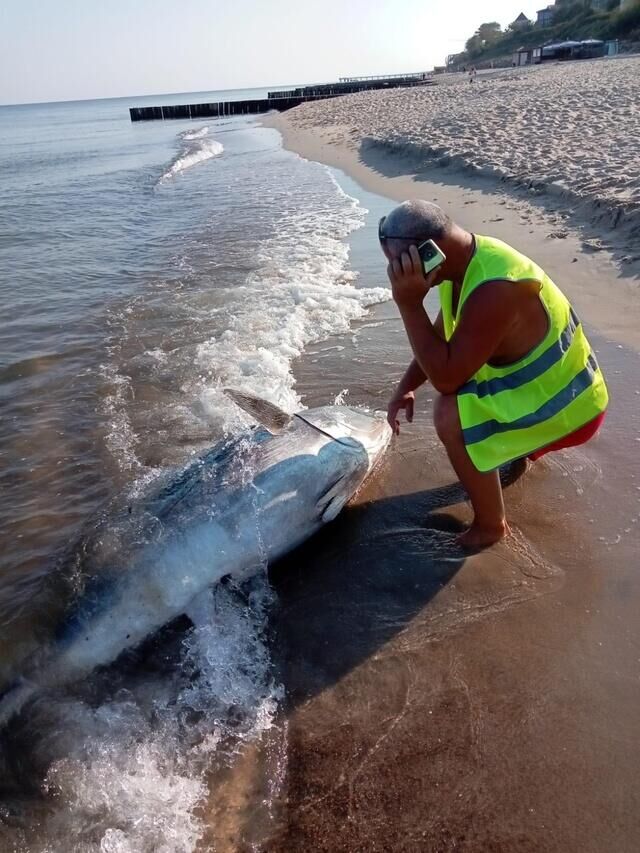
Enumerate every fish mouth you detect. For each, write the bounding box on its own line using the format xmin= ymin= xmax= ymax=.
xmin=363 ymin=411 xmax=393 ymax=471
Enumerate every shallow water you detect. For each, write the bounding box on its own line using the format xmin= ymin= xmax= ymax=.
xmin=0 ymin=94 xmax=389 ymax=851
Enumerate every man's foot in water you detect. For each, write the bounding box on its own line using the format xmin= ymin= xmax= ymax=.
xmin=456 ymin=518 xmax=510 ymax=550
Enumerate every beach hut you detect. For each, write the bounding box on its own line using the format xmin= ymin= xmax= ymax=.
xmin=513 ymin=46 xmax=532 ymax=66
xmin=541 ymin=40 xmax=581 ymax=61
xmin=513 ymin=45 xmax=544 ymax=66
xmin=573 ymin=39 xmax=606 ymax=59
xmin=540 ymin=39 xmax=606 ymax=61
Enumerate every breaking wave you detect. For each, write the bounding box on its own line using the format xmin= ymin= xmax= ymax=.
xmin=160 ymin=126 xmax=223 ymax=181
xmin=196 ymin=172 xmax=388 ymax=426
xmin=6 ymin=577 xmax=282 ymax=853
xmin=182 ymin=126 xmax=210 ymax=140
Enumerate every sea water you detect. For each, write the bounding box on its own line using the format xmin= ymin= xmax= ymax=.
xmin=0 ymin=91 xmax=388 ymax=851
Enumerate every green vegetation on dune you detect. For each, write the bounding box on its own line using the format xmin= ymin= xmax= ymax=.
xmin=453 ymin=1 xmax=640 ymax=66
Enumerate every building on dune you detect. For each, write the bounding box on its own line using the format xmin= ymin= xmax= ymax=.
xmin=510 ymin=12 xmax=532 ymax=30
xmin=512 ymin=37 xmax=611 ymax=66
xmin=536 ymin=6 xmax=556 ymax=27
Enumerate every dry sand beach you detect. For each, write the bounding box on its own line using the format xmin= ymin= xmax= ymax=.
xmin=270 ymin=57 xmax=640 ymax=265
xmin=258 ymin=57 xmax=640 ymax=852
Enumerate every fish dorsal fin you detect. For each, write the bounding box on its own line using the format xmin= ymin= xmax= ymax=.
xmin=224 ymin=389 xmax=293 ymax=434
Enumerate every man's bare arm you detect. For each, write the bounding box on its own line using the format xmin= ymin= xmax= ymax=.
xmin=387 ymin=312 xmax=445 ymax=433
xmin=389 ymin=248 xmax=515 ymax=395
xmin=393 ymin=312 xmax=445 ymax=394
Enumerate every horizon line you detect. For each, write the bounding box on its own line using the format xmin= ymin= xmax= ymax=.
xmin=0 ymin=82 xmax=303 ymax=109
xmin=0 ymin=66 xmax=435 ymax=109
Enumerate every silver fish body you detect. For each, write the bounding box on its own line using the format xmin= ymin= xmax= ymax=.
xmin=0 ymin=401 xmax=391 ymax=723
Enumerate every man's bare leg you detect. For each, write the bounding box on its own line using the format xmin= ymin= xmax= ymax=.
xmin=433 ymin=394 xmax=509 ymax=549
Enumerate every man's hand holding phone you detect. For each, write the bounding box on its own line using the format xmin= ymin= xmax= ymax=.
xmin=387 ymin=243 xmax=444 ymax=309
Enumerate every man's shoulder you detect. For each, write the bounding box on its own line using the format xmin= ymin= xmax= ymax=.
xmin=471 ymin=235 xmax=542 ymax=284
xmin=464 ymin=278 xmax=523 ymax=309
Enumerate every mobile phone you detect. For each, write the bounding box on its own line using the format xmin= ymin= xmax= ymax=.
xmin=417 ymin=239 xmax=446 ymax=275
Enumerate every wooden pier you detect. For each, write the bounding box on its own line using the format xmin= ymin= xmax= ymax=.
xmin=129 ymin=73 xmax=435 ymax=122
xmin=267 ymin=72 xmax=434 ymax=99
xmin=130 ymin=94 xmax=335 ymax=122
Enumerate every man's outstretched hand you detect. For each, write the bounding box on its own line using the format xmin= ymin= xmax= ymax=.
xmin=387 ymin=390 xmax=415 ymax=435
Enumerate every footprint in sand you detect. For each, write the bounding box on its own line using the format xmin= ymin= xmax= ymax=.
xmin=370 ymin=522 xmax=563 ymax=647
xmin=546 ymin=446 xmax=603 ymax=492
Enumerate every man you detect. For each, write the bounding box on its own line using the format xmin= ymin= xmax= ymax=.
xmin=380 ymin=200 xmax=608 ymax=549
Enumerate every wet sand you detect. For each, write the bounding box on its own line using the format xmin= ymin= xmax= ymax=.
xmin=260 ymin=114 xmax=640 ymax=851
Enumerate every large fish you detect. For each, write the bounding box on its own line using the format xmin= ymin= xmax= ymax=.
xmin=0 ymin=392 xmax=391 ymax=724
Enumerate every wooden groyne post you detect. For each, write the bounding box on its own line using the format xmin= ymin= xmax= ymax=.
xmin=130 ymin=94 xmax=336 ymax=122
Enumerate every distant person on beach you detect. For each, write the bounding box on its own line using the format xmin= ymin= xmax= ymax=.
xmin=379 ymin=200 xmax=608 ymax=549
xmin=469 ymin=66 xmax=477 ymax=83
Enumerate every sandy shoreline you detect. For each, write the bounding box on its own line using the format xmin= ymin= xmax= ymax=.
xmin=266 ymin=57 xmax=640 ymax=275
xmin=257 ymin=74 xmax=640 ymax=851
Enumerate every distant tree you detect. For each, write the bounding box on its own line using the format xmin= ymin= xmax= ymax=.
xmin=507 ymin=18 xmax=534 ymax=34
xmin=465 ymin=34 xmax=484 ymax=55
xmin=464 ymin=21 xmax=503 ymax=56
xmin=477 ymin=22 xmax=503 ymax=44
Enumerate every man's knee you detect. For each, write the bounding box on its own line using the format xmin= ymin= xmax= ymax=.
xmin=433 ymin=394 xmax=461 ymax=444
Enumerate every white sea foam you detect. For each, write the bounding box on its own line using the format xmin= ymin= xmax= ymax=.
xmin=196 ymin=177 xmax=388 ymax=428
xmin=34 ymin=577 xmax=281 ymax=853
xmin=160 ymin=130 xmax=223 ymax=182
xmin=101 ymin=371 xmax=141 ymax=472
xmin=181 ymin=126 xmax=209 ymax=141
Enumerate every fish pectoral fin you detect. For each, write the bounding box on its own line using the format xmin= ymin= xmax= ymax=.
xmin=317 ymin=473 xmax=361 ymax=522
xmin=321 ymin=494 xmax=348 ymax=523
xmin=224 ymin=389 xmax=293 ymax=434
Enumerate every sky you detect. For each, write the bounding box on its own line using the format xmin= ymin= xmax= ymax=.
xmin=0 ymin=0 xmax=544 ymax=105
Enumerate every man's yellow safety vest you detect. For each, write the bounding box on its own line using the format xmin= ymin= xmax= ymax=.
xmin=439 ymin=235 xmax=609 ymax=472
